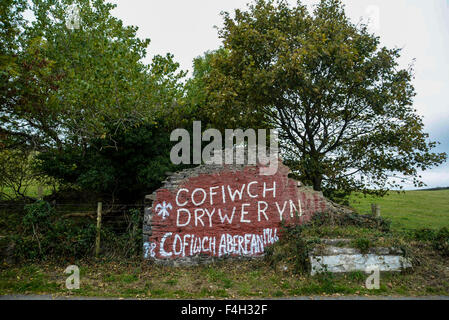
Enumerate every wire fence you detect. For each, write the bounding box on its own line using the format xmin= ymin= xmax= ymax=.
xmin=0 ymin=201 xmax=147 ymax=235
xmin=0 ymin=197 xmax=152 ymax=259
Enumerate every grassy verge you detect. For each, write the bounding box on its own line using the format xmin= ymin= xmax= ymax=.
xmin=350 ymin=189 xmax=449 ymax=231
xmin=1 ymin=225 xmax=448 ymax=299
xmin=1 ymin=190 xmax=448 ymax=298
xmin=0 ymin=252 xmax=448 ymax=299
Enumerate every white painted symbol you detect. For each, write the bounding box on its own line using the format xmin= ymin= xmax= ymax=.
xmin=365 ymin=265 xmax=380 ymax=289
xmin=64 ymin=265 xmax=80 ymax=289
xmin=143 ymin=242 xmax=156 ymax=258
xmin=65 ymin=4 xmax=80 ymax=30
xmin=155 ymin=201 xmax=172 ymax=220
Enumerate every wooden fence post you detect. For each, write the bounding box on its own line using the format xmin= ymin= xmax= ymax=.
xmin=95 ymin=202 xmax=102 ymax=258
xmin=37 ymin=185 xmax=44 ymax=200
xmin=371 ymin=203 xmax=381 ymax=217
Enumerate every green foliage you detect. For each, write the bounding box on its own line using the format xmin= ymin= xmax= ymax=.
xmin=2 ymin=0 xmax=144 ymax=147
xmin=311 ymin=211 xmax=391 ymax=232
xmin=203 ymin=0 xmax=446 ymax=195
xmin=351 ymin=238 xmax=371 ymax=254
xmin=1 ymin=0 xmax=189 ymax=200
xmin=0 ymin=0 xmax=28 ymax=116
xmin=265 ymin=224 xmax=310 ymax=274
xmin=23 ymin=200 xmax=55 ymax=231
xmin=12 ymin=200 xmax=95 ymax=260
xmin=322 ymin=188 xmax=351 ymax=205
xmin=411 ymin=227 xmax=449 ymax=257
xmin=1 ymin=0 xmax=186 ymax=155
xmin=433 ymin=227 xmax=449 ymax=257
xmin=9 ymin=201 xmax=143 ymax=261
xmin=121 ymin=208 xmax=143 ymax=257
xmin=184 ymin=49 xmax=235 ymax=130
xmin=36 ymin=121 xmax=184 ymax=201
xmin=0 ymin=150 xmax=37 ymax=199
xmin=412 ymin=228 xmax=438 ymax=242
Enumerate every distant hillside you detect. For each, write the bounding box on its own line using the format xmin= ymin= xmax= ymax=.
xmin=418 ymin=187 xmax=449 ymax=191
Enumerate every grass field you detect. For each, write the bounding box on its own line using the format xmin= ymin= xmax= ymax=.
xmin=0 ymin=184 xmax=54 ymax=200
xmin=350 ymin=189 xmax=449 ymax=231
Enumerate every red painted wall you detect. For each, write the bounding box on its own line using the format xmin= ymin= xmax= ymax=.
xmin=144 ymin=163 xmax=327 ymax=260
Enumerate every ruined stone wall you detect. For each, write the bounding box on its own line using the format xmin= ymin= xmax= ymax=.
xmin=143 ymin=161 xmax=340 ymax=265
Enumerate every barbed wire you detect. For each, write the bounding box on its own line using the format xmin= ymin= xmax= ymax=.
xmin=0 ymin=203 xmax=146 ymax=207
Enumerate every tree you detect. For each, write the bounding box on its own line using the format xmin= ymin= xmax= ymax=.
xmin=1 ymin=0 xmax=188 ymax=201
xmin=35 ymin=120 xmax=183 ymax=202
xmin=203 ymin=0 xmax=446 ymax=197
xmin=0 ymin=0 xmax=28 ymax=148
xmin=1 ymin=0 xmax=185 ymax=151
xmin=0 ymin=149 xmax=37 ymax=199
xmin=0 ymin=0 xmax=27 ymax=94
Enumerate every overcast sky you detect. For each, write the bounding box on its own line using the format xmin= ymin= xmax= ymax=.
xmin=108 ymin=0 xmax=449 ymax=189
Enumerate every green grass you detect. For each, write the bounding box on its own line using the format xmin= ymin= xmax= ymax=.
xmin=1 ymin=225 xmax=449 ymax=298
xmin=1 ymin=247 xmax=447 ymax=298
xmin=350 ymin=189 xmax=449 ymax=231
xmin=0 ymin=183 xmax=55 ymax=200
xmin=1 ymin=188 xmax=448 ymax=298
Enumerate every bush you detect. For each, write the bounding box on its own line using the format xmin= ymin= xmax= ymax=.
xmin=265 ymin=224 xmax=311 ymax=274
xmin=36 ymin=122 xmax=186 ymax=203
xmin=311 ymin=211 xmax=391 ymax=232
xmin=11 ymin=201 xmax=97 ymax=260
xmin=98 ymin=208 xmax=143 ymax=258
xmin=433 ymin=227 xmax=449 ymax=257
xmin=23 ymin=200 xmax=55 ymax=234
xmin=431 ymin=227 xmax=449 ymax=257
xmin=411 ymin=227 xmax=449 ymax=257
xmin=412 ymin=228 xmax=437 ymax=241
xmin=10 ymin=201 xmax=143 ymax=262
xmin=351 ymin=238 xmax=371 ymax=254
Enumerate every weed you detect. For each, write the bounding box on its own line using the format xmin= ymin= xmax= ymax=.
xmin=347 ymin=271 xmax=365 ymax=281
xmin=265 ymin=224 xmax=310 ymax=274
xmin=164 ymin=279 xmax=178 ymax=286
xmin=352 ymin=238 xmax=371 ymax=254
xmin=273 ymin=290 xmax=284 ymax=297
xmin=120 ymin=273 xmax=138 ymax=283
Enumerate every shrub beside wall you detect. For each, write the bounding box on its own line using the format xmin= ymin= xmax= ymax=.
xmin=3 ymin=201 xmax=142 ymax=262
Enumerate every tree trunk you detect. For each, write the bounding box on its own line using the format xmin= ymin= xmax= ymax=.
xmin=312 ymin=174 xmax=322 ymax=191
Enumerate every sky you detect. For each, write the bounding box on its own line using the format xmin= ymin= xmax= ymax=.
xmin=107 ymin=1 xmax=448 ymax=189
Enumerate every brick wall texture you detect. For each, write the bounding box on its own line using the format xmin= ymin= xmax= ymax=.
xmin=143 ymin=161 xmax=341 ymax=265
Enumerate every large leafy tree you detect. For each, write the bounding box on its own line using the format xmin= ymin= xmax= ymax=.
xmin=1 ymin=0 xmax=187 ymax=200
xmin=1 ymin=0 xmax=185 ymax=151
xmin=36 ymin=121 xmax=181 ymax=202
xmin=203 ymin=0 xmax=446 ymax=196
xmin=0 ymin=0 xmax=28 ymax=148
xmin=183 ymin=49 xmax=231 ymax=129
